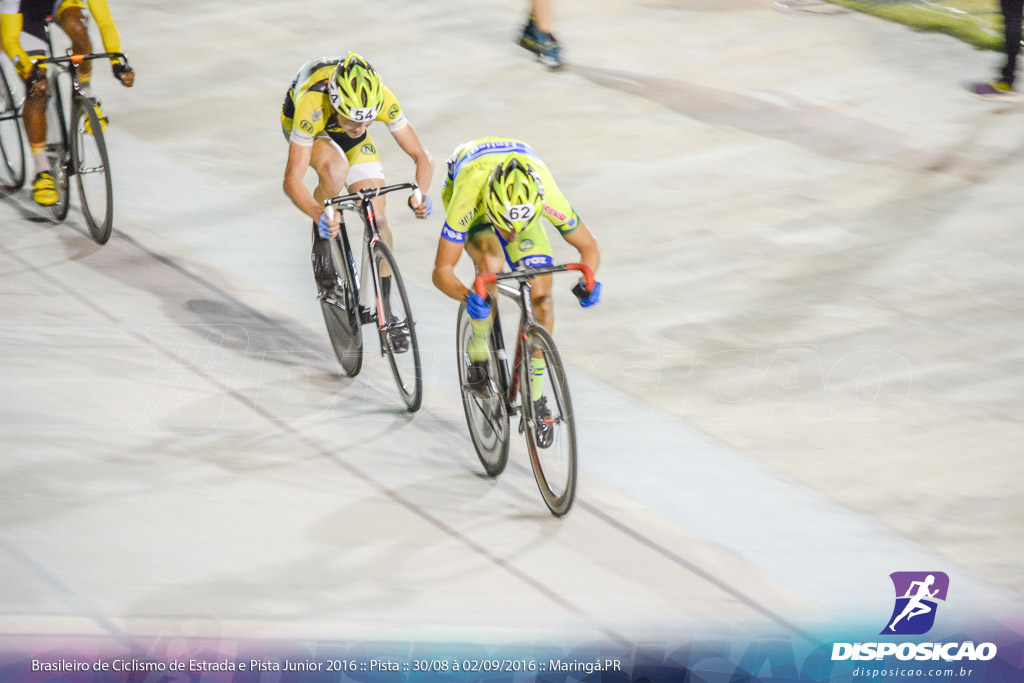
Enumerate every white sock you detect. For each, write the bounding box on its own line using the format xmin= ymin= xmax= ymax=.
xmin=32 ymin=148 xmax=50 ymax=175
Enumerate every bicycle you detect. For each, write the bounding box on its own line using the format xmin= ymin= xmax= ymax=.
xmin=318 ymin=183 xmax=423 ymax=413
xmin=456 ymin=262 xmax=595 ymax=516
xmin=33 ymin=48 xmax=127 ymax=244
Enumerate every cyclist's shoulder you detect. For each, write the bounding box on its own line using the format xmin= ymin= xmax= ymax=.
xmin=377 ymin=85 xmax=403 ymax=122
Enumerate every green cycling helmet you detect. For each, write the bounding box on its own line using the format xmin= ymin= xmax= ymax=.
xmin=484 ymin=153 xmax=545 ymax=234
xmin=328 ymin=52 xmax=384 ymax=122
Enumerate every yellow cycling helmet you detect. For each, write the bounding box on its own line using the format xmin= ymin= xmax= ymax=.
xmin=484 ymin=153 xmax=545 ymax=234
xmin=328 ymin=52 xmax=384 ymax=122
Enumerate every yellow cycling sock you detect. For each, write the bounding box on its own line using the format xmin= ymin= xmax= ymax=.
xmin=530 ymin=357 xmax=546 ymax=401
xmin=468 ymin=318 xmax=492 ymax=363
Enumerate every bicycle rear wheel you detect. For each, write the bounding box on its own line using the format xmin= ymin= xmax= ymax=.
xmin=319 ymin=236 xmax=363 ymax=376
xmin=370 ymin=241 xmax=422 ymax=412
xmin=0 ymin=67 xmax=26 ymax=192
xmin=71 ymin=96 xmax=113 ymax=244
xmin=520 ymin=324 xmax=577 ymax=516
xmin=457 ymin=303 xmax=509 ymax=477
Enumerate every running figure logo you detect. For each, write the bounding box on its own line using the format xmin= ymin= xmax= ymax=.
xmin=881 ymin=572 xmax=949 ymax=635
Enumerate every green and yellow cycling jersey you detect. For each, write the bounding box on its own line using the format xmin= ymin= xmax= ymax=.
xmin=281 ymin=56 xmax=406 ymax=147
xmin=440 ymin=137 xmax=580 ymax=269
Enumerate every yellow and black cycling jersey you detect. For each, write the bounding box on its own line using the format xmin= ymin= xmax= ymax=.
xmin=440 ymin=137 xmax=581 ymax=269
xmin=281 ymin=56 xmax=407 ymax=148
xmin=0 ymin=0 xmax=123 ymax=78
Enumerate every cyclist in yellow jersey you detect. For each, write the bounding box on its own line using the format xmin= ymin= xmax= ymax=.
xmin=431 ymin=137 xmax=601 ymax=413
xmin=281 ymin=52 xmax=433 ymax=298
xmin=1 ymin=0 xmax=134 ymax=206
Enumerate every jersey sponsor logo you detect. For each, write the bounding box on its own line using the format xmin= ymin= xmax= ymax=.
xmin=360 ymin=143 xmax=376 ymax=156
xmin=543 ymin=204 xmax=568 ymax=222
xmin=441 ymin=223 xmax=466 ymax=243
xmin=518 ymin=255 xmax=553 ymax=268
xmin=519 ymin=239 xmax=535 ymax=251
xmin=311 ymin=108 xmax=323 ymax=122
xmin=388 ymin=103 xmax=400 ymax=119
xmin=458 ymin=213 xmax=475 ymax=228
xmin=300 ymin=120 xmax=315 ymax=134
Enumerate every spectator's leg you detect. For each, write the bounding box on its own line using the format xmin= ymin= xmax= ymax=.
xmin=1000 ymin=0 xmax=1023 ymax=87
xmin=531 ymin=0 xmax=555 ymax=34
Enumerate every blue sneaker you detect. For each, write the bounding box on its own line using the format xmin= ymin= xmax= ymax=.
xmin=536 ymin=32 xmax=563 ymax=70
xmin=518 ymin=17 xmax=542 ymax=53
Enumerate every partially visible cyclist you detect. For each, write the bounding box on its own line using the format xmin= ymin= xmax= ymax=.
xmin=1 ymin=0 xmax=134 ymax=206
xmin=281 ymin=52 xmax=432 ymax=351
xmin=431 ymin=137 xmax=601 ymax=426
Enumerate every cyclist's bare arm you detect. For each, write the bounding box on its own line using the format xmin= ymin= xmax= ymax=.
xmin=432 ymin=238 xmax=472 ymax=301
xmin=561 ymin=219 xmax=601 ymax=278
xmin=391 ymin=123 xmax=433 ymax=217
xmin=283 ymin=141 xmax=324 ymax=223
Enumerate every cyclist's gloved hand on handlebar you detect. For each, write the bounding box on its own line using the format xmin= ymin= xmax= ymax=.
xmin=112 ymin=61 xmax=135 ymax=88
xmin=409 ymin=193 xmax=432 ymax=219
xmin=466 ymin=291 xmax=491 ymax=320
xmin=572 ymin=280 xmax=602 ymax=308
xmin=316 ymin=212 xmax=337 ymax=239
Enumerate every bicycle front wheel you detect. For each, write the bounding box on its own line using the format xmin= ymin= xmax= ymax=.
xmin=0 ymin=67 xmax=26 ymax=192
xmin=319 ymin=236 xmax=363 ymax=377
xmin=520 ymin=324 xmax=577 ymax=516
xmin=371 ymin=241 xmax=422 ymax=412
xmin=456 ymin=303 xmax=510 ymax=477
xmin=71 ymin=97 xmax=113 ymax=243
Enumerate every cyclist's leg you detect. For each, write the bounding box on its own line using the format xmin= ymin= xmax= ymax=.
xmin=54 ymin=1 xmax=91 ymax=81
xmin=16 ymin=18 xmax=53 ymax=203
xmin=504 ymin=221 xmax=556 ymax=401
xmin=309 ymin=137 xmax=350 ymax=205
xmin=343 ymin=133 xmax=388 ymax=242
xmin=465 ymin=227 xmax=506 ymax=364
xmin=307 ymin=137 xmax=349 ymax=290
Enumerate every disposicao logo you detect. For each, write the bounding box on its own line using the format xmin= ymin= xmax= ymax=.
xmin=831 ymin=572 xmax=997 ymax=662
xmin=882 ymin=571 xmax=948 ymax=635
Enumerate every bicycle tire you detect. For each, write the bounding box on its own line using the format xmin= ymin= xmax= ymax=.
xmin=520 ymin=324 xmax=577 ymax=516
xmin=71 ymin=96 xmax=113 ymax=244
xmin=319 ymin=236 xmax=363 ymax=377
xmin=370 ymin=241 xmax=422 ymax=412
xmin=456 ymin=303 xmax=510 ymax=477
xmin=0 ymin=66 xmax=26 ymax=192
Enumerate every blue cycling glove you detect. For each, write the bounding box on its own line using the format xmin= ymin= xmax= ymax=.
xmin=410 ymin=194 xmax=432 ymax=217
xmin=572 ymin=280 xmax=602 ymax=308
xmin=466 ymin=291 xmax=491 ymax=320
xmin=317 ymin=213 xmax=332 ymax=239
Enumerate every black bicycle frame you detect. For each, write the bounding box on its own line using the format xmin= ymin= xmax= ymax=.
xmin=38 ymin=19 xmax=128 ymax=173
xmin=474 ymin=263 xmax=596 ymax=416
xmin=324 ymin=182 xmax=418 ymax=330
